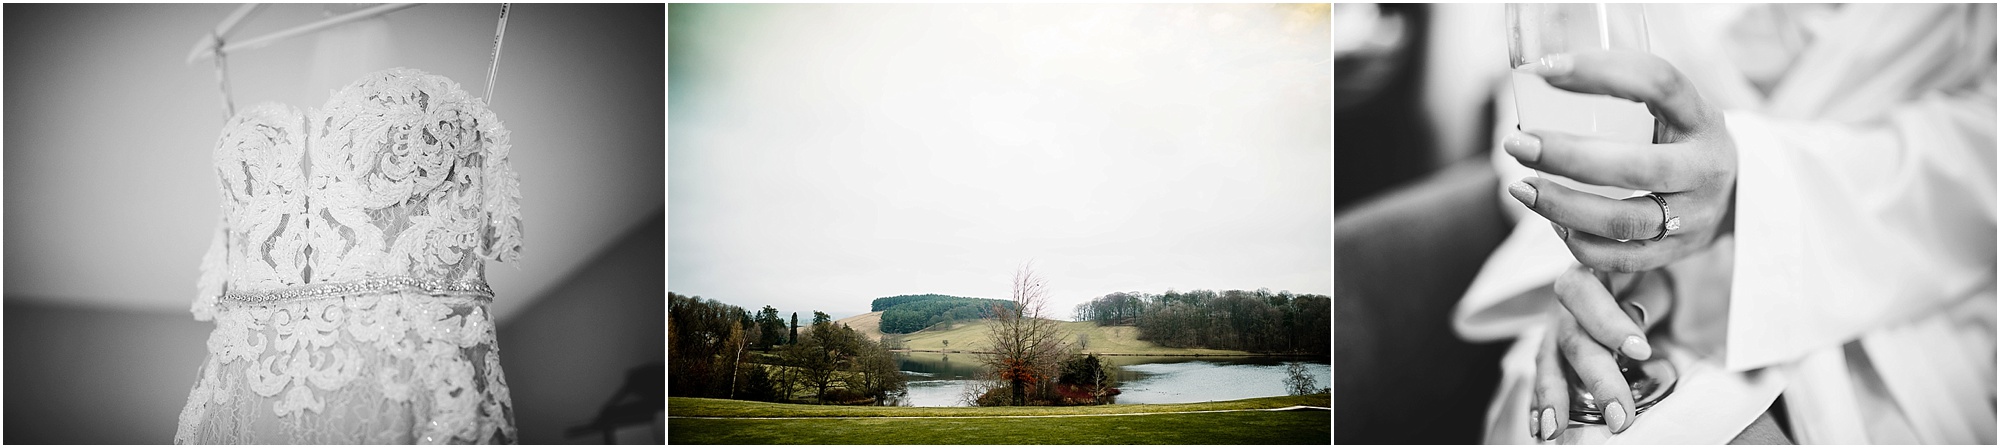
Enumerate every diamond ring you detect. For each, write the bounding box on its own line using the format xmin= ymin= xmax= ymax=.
xmin=1646 ymin=193 xmax=1680 ymax=242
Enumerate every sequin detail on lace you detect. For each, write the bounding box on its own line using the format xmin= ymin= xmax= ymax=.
xmin=178 ymin=68 xmax=519 ymax=444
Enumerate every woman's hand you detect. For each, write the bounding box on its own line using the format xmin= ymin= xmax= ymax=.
xmin=1503 ymin=50 xmax=1737 ymax=273
xmin=1530 ymin=266 xmax=1674 ymax=441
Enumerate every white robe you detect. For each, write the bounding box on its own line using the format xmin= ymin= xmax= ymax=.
xmin=1455 ymin=4 xmax=1996 ymax=444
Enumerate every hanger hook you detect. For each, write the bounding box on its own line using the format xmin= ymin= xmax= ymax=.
xmin=213 ymin=31 xmax=236 ymax=121
xmin=484 ymin=3 xmax=510 ymax=106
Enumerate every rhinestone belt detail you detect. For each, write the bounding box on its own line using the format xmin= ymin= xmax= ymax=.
xmin=220 ymin=277 xmax=493 ymax=305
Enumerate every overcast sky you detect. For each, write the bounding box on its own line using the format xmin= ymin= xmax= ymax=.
xmin=669 ymin=4 xmax=1331 ymax=320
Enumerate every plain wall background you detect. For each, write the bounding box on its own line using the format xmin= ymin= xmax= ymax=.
xmin=500 ymin=212 xmax=666 ymax=444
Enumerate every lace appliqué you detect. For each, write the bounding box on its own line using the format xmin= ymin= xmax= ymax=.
xmin=179 ymin=68 xmax=520 ymax=444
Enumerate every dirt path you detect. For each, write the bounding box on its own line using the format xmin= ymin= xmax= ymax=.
xmin=667 ymin=405 xmax=1330 ymax=420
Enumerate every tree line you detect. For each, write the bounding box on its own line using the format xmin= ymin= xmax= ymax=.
xmin=872 ymin=293 xmax=1016 ymax=334
xmin=1072 ymin=288 xmax=1331 ymax=355
xmin=669 ymin=292 xmax=906 ymax=405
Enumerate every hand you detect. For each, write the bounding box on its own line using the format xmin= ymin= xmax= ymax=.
xmin=1503 ymin=50 xmax=1737 ymax=273
xmin=1529 ymin=266 xmax=1675 ymax=440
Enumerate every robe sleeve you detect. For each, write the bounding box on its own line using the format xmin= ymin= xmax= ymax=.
xmin=1724 ymin=75 xmax=1997 ymax=371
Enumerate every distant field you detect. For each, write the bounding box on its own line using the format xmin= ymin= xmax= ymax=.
xmin=857 ymin=316 xmax=1253 ymax=356
xmin=669 ymin=394 xmax=1330 ymax=444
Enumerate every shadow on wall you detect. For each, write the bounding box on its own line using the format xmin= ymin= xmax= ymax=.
xmin=2 ymin=303 xmax=212 ymax=444
xmin=2 ymin=209 xmax=665 ymax=443
xmin=498 ymin=209 xmax=666 ymax=444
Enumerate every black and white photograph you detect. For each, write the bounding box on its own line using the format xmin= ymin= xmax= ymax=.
xmin=668 ymin=3 xmax=1331 ymax=444
xmin=3 ymin=3 xmax=663 ymax=444
xmin=1335 ymin=3 xmax=1996 ymax=444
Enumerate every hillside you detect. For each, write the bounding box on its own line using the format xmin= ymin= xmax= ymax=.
xmin=831 ymin=311 xmax=885 ymax=342
xmin=861 ymin=316 xmax=1252 ymax=356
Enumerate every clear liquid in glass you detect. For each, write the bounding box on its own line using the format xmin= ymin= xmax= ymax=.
xmin=1510 ymin=70 xmax=1652 ymax=199
xmin=1508 ymin=3 xmax=1656 ymax=200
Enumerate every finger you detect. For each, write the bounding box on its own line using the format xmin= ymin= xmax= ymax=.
xmin=1509 ymin=177 xmax=1671 ymax=242
xmin=1554 ymin=265 xmax=1651 ymax=360
xmin=1522 ymin=51 xmax=1717 ymax=135
xmin=1562 ymin=228 xmax=1682 ymax=273
xmin=1534 ymin=325 xmax=1570 ymax=441
xmin=1557 ymin=316 xmax=1638 ymax=434
xmin=1503 ymin=130 xmax=1715 ymax=193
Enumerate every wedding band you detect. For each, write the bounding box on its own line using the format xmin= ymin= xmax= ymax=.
xmin=1647 ymin=193 xmax=1680 ymax=242
xmin=1625 ymin=301 xmax=1649 ymax=328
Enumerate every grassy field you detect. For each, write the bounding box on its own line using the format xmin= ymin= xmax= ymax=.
xmin=669 ymin=394 xmax=1330 ymax=444
xmin=860 ymin=316 xmax=1253 ymax=356
xmin=672 ymin=394 xmax=1326 ymax=418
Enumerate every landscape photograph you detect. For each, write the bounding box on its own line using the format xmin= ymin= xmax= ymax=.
xmin=668 ymin=3 xmax=1331 ymax=445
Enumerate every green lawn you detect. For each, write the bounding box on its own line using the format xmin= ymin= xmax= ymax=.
xmin=671 ymin=393 xmax=1327 ymax=417
xmin=670 ymin=408 xmax=1328 ymax=444
xmin=668 ymin=394 xmax=1330 ymax=444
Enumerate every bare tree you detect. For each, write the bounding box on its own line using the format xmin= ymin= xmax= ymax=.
xmin=727 ymin=324 xmax=748 ymax=399
xmin=982 ymin=263 xmax=1072 ymax=406
xmin=1285 ymin=361 xmax=1320 ymax=396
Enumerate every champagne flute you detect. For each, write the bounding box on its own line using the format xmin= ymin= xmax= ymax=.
xmin=1507 ymin=3 xmax=1657 ymax=200
xmin=1508 ymin=3 xmax=1678 ymax=426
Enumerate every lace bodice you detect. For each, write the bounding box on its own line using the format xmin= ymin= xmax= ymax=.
xmin=178 ymin=68 xmax=520 ymax=444
xmin=199 ymin=67 xmax=521 ymax=311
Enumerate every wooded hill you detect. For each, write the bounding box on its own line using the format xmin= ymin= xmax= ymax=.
xmin=869 ymin=294 xmax=1015 ymax=334
xmin=1074 ymin=289 xmax=1330 ymax=355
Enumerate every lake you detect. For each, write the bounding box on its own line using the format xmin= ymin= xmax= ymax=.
xmin=892 ymin=351 xmax=1331 ymax=407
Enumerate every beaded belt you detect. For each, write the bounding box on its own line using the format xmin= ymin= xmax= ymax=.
xmin=220 ymin=276 xmax=494 ymax=305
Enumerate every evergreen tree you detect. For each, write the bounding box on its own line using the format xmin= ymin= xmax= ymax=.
xmin=756 ymin=306 xmax=785 ymax=350
xmin=790 ymin=312 xmax=799 ymax=345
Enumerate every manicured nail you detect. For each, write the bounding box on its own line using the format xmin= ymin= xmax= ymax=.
xmin=1550 ymin=222 xmax=1569 ymax=240
xmin=1530 ymin=408 xmax=1541 ymax=440
xmin=1503 ymin=132 xmax=1543 ymax=163
xmin=1606 ymin=401 xmax=1628 ymax=433
xmin=1507 ymin=181 xmax=1537 ymax=208
xmin=1539 ymin=54 xmax=1575 ymax=77
xmin=1541 ymin=407 xmax=1559 ymax=440
xmin=1622 ymin=335 xmax=1652 ymax=361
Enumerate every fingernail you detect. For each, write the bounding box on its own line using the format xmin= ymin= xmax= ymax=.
xmin=1622 ymin=335 xmax=1652 ymax=361
xmin=1539 ymin=54 xmax=1574 ymax=77
xmin=1541 ymin=407 xmax=1559 ymax=440
xmin=1503 ymin=132 xmax=1543 ymax=162
xmin=1507 ymin=181 xmax=1537 ymax=207
xmin=1606 ymin=401 xmax=1628 ymax=433
xmin=1530 ymin=408 xmax=1541 ymax=440
xmin=1550 ymin=221 xmax=1569 ymax=240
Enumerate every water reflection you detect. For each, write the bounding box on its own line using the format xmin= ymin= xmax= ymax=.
xmin=891 ymin=352 xmax=1330 ymax=407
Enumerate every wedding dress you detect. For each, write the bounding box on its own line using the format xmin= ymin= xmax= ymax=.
xmin=174 ymin=67 xmax=522 ymax=444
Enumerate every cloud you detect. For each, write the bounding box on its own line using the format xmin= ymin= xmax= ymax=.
xmin=670 ymin=4 xmax=1329 ymax=319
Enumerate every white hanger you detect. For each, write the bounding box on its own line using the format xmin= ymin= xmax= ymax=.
xmin=186 ymin=4 xmax=419 ymax=65
xmin=194 ymin=4 xmax=511 ymax=120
